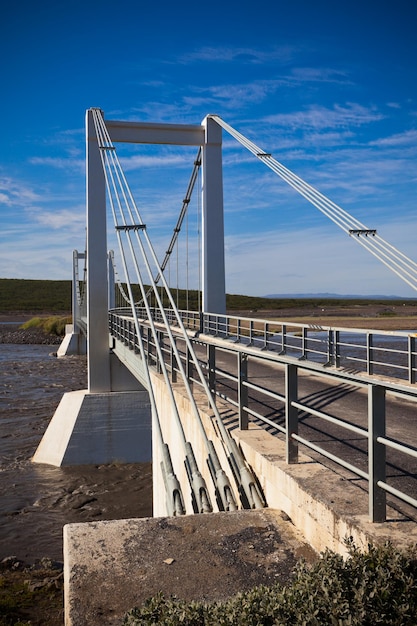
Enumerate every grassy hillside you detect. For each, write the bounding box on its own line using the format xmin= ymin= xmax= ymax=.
xmin=0 ymin=279 xmax=72 ymax=313
xmin=0 ymin=278 xmax=409 ymax=314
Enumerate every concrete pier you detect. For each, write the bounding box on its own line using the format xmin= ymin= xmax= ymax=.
xmin=32 ymin=389 xmax=151 ymax=466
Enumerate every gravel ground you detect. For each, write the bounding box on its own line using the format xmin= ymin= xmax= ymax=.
xmin=0 ymin=323 xmax=62 ymax=345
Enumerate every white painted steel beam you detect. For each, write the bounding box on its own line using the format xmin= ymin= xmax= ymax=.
xmin=86 ymin=109 xmax=111 ymax=392
xmin=106 ymin=120 xmax=205 ymax=146
xmin=201 ymin=115 xmax=226 ymax=314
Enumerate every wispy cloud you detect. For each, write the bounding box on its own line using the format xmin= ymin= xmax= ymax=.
xmin=29 ymin=156 xmax=84 ymax=172
xmin=263 ymin=103 xmax=384 ymax=130
xmin=0 ymin=177 xmax=42 ymax=206
xmin=120 ymin=153 xmax=191 ymax=171
xmin=28 ymin=207 xmax=85 ymax=231
xmin=289 ymin=67 xmax=352 ymax=85
xmin=179 ymin=45 xmax=298 ymax=65
xmin=369 ymin=129 xmax=417 ymax=147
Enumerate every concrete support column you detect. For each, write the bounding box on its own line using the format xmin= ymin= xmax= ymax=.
xmin=86 ymin=109 xmax=111 ymax=392
xmin=201 ymin=116 xmax=226 ymax=314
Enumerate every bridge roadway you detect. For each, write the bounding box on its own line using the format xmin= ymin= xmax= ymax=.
xmin=137 ymin=320 xmax=417 ymax=523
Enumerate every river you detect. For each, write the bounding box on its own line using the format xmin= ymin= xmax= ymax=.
xmin=0 ymin=340 xmax=152 ymax=563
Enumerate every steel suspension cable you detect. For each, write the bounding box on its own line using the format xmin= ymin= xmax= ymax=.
xmin=92 ymin=109 xmax=261 ymax=510
xmin=92 ymin=109 xmax=238 ymax=512
xmin=212 ymin=116 xmax=417 ymax=293
xmin=96 ymin=112 xmax=238 ymax=512
xmin=91 ymin=110 xmax=187 ymax=515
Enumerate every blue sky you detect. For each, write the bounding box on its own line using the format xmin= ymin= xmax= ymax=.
xmin=1 ymin=0 xmax=416 ymax=297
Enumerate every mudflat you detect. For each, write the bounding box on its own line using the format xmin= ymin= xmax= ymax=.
xmin=236 ymin=301 xmax=417 ymax=331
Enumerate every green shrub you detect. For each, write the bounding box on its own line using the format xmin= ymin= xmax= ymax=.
xmin=20 ymin=315 xmax=71 ymax=336
xmin=122 ymin=542 xmax=417 ymax=625
xmin=20 ymin=317 xmax=43 ymax=329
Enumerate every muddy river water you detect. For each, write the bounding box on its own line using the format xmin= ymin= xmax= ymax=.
xmin=0 ymin=341 xmax=152 ymax=563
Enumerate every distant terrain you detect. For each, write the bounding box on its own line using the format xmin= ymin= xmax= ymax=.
xmin=0 ymin=278 xmax=71 ymax=314
xmin=1 ymin=278 xmax=416 ymax=330
xmin=264 ymin=292 xmax=412 ymax=300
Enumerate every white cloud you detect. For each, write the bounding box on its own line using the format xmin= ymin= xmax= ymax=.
xmin=179 ymin=45 xmax=298 ymax=65
xmin=29 ymin=156 xmax=84 ymax=172
xmin=0 ymin=177 xmax=42 ymax=206
xmin=28 ymin=208 xmax=85 ymax=230
xmin=369 ymin=129 xmax=417 ymax=147
xmin=263 ymin=103 xmax=384 ymax=131
xmin=119 ymin=153 xmax=191 ymax=171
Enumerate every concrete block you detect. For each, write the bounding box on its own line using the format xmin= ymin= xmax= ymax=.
xmin=64 ymin=509 xmax=316 ymax=626
xmin=32 ymin=389 xmax=152 ymax=466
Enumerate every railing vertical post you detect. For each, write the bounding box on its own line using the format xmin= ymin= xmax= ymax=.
xmin=107 ymin=250 xmax=115 ymax=310
xmin=368 ymin=384 xmax=386 ymax=522
xmin=248 ymin=320 xmax=254 ymax=346
xmin=285 ymin=363 xmax=298 ymax=463
xmin=171 ymin=337 xmax=177 ymax=383
xmin=367 ymin=332 xmax=374 ymax=375
xmin=280 ymin=324 xmax=287 ymax=355
xmin=147 ymin=327 xmax=153 ymax=366
xmin=334 ymin=330 xmax=340 ymax=368
xmin=326 ymin=329 xmax=333 ymax=365
xmin=186 ymin=344 xmax=193 ymax=389
xmin=300 ymin=327 xmax=307 ymax=360
xmin=72 ymin=250 xmax=80 ymax=335
xmin=263 ymin=323 xmax=269 ymax=350
xmin=238 ymin=352 xmax=249 ymax=430
xmin=409 ymin=335 xmax=416 ymax=385
xmin=207 ymin=344 xmax=216 ymax=397
xmin=156 ymin=330 xmax=163 ymax=374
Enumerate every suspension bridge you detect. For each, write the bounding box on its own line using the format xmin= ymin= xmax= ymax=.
xmin=33 ymin=109 xmax=417 ymax=557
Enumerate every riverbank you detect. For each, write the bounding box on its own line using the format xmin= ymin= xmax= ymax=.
xmin=238 ymin=303 xmax=417 ymax=331
xmin=0 ymin=321 xmax=63 ymax=345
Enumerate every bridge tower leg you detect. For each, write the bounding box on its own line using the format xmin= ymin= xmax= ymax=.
xmin=86 ymin=108 xmax=112 ymax=392
xmin=57 ymin=250 xmax=87 ymax=357
xmin=201 ymin=116 xmax=226 ymax=315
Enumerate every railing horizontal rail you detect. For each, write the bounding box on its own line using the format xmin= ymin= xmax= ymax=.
xmin=377 ymin=436 xmax=417 ymax=459
xmin=291 ymin=401 xmax=368 ymax=437
xmin=109 ymin=306 xmax=417 ymax=384
xmin=378 ymin=481 xmax=417 ymax=509
xmin=292 ymin=434 xmax=370 ymax=480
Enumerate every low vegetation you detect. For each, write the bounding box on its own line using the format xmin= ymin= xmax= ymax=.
xmin=0 ymin=279 xmax=71 ymax=313
xmin=0 ymin=558 xmax=63 ymax=626
xmin=123 ymin=541 xmax=417 ymax=626
xmin=20 ymin=316 xmax=71 ymax=337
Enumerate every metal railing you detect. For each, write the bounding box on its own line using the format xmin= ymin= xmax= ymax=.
xmin=109 ymin=309 xmax=417 ymax=522
xmin=117 ymin=307 xmax=417 ymax=384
